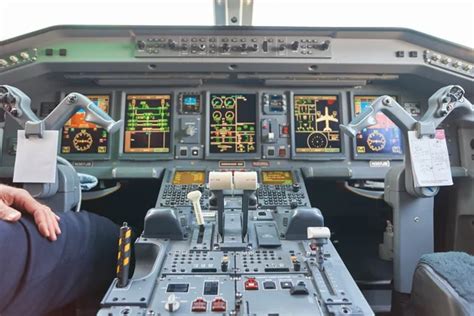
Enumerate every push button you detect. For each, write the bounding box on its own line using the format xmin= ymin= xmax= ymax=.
xmin=263 ymin=281 xmax=276 ymax=289
xmin=280 ymin=281 xmax=292 ymax=289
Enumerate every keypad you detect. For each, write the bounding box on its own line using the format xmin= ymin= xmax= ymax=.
xmin=160 ymin=184 xmax=209 ymax=207
xmin=257 ymin=185 xmax=305 ymax=207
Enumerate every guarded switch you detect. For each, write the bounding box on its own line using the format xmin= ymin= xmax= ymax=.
xmin=244 ymin=278 xmax=259 ymax=290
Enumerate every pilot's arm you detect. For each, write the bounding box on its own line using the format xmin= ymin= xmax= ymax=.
xmin=0 ymin=184 xmax=120 ymax=316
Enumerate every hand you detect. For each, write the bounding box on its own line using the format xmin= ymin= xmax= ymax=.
xmin=0 ymin=184 xmax=61 ymax=241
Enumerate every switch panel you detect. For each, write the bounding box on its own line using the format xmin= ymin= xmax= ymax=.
xmin=134 ymin=36 xmax=332 ymax=58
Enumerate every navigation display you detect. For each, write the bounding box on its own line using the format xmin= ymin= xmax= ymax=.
xmin=209 ymin=94 xmax=257 ymax=154
xmin=354 ymin=96 xmax=403 ymax=155
xmin=123 ymin=94 xmax=172 ymax=153
xmin=261 ymin=171 xmax=293 ymax=185
xmin=293 ymin=95 xmax=342 ymax=153
xmin=172 ymin=171 xmax=206 ymax=185
xmin=61 ymin=95 xmax=110 ymax=154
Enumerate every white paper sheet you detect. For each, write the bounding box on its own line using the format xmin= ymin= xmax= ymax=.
xmin=13 ymin=130 xmax=58 ymax=183
xmin=408 ymin=129 xmax=453 ymax=187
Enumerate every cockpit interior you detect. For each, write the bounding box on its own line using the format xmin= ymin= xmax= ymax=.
xmin=0 ymin=1 xmax=473 ymax=315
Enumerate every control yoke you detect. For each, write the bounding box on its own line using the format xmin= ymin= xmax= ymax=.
xmin=341 ymin=85 xmax=473 ymax=197
xmin=340 ymin=95 xmax=416 ymax=137
xmin=0 ymin=85 xmax=122 ymax=135
xmin=341 ymin=85 xmax=473 ymax=138
xmin=0 ymin=85 xmax=122 ymax=211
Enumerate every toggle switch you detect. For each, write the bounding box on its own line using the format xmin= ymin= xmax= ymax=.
xmin=164 ymin=294 xmax=180 ymax=312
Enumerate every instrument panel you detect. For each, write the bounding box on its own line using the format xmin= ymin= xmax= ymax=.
xmin=56 ymin=89 xmax=424 ymax=164
xmin=0 ymin=26 xmax=470 ymax=181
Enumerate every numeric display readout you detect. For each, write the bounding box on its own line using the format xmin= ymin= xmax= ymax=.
xmin=261 ymin=171 xmax=293 ymax=185
xmin=354 ymin=96 xmax=403 ymax=155
xmin=172 ymin=171 xmax=206 ymax=185
xmin=209 ymin=94 xmax=257 ymax=154
xmin=61 ymin=95 xmax=110 ymax=154
xmin=293 ymin=95 xmax=342 ymax=153
xmin=123 ymin=94 xmax=172 ymax=153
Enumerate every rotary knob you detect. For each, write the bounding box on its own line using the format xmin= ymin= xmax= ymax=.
xmin=185 ymin=125 xmax=196 ymax=136
xmin=168 ymin=40 xmax=177 ymax=49
xmin=136 ymin=40 xmax=146 ymax=50
xmin=292 ymin=183 xmax=301 ymax=192
xmin=221 ymin=43 xmax=230 ymax=52
xmin=248 ymin=44 xmax=258 ymax=52
xmin=290 ymin=41 xmax=299 ymax=51
xmin=316 ymin=40 xmax=330 ymax=51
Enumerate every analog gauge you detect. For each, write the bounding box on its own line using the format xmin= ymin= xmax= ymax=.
xmin=211 ymin=97 xmax=223 ymax=107
xmin=367 ymin=130 xmax=386 ymax=152
xmin=307 ymin=132 xmax=328 ymax=148
xmin=73 ymin=130 xmax=93 ymax=152
xmin=224 ymin=97 xmax=236 ymax=108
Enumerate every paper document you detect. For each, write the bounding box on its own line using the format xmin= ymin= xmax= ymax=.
xmin=408 ymin=129 xmax=453 ymax=187
xmin=13 ymin=130 xmax=58 ymax=183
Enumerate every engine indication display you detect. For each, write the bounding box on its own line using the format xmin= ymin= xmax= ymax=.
xmin=209 ymin=94 xmax=257 ymax=154
xmin=354 ymin=96 xmax=403 ymax=155
xmin=172 ymin=171 xmax=206 ymax=185
xmin=261 ymin=171 xmax=293 ymax=185
xmin=293 ymin=95 xmax=342 ymax=153
xmin=61 ymin=95 xmax=110 ymax=154
xmin=124 ymin=94 xmax=172 ymax=153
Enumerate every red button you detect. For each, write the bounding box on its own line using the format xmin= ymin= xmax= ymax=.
xmin=278 ymin=148 xmax=286 ymax=157
xmin=245 ymin=278 xmax=259 ymax=290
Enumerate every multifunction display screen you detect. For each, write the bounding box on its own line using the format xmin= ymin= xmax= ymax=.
xmin=293 ymin=95 xmax=342 ymax=153
xmin=172 ymin=171 xmax=206 ymax=185
xmin=123 ymin=94 xmax=172 ymax=153
xmin=209 ymin=94 xmax=257 ymax=154
xmin=353 ymin=96 xmax=403 ymax=155
xmin=61 ymin=95 xmax=110 ymax=154
xmin=261 ymin=171 xmax=293 ymax=185
xmin=179 ymin=93 xmax=201 ymax=114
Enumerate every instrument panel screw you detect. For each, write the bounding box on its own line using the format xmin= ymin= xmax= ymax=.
xmin=414 ymin=217 xmax=420 ymax=223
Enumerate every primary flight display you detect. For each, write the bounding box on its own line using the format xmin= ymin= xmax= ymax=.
xmin=61 ymin=95 xmax=110 ymax=154
xmin=353 ymin=96 xmax=403 ymax=156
